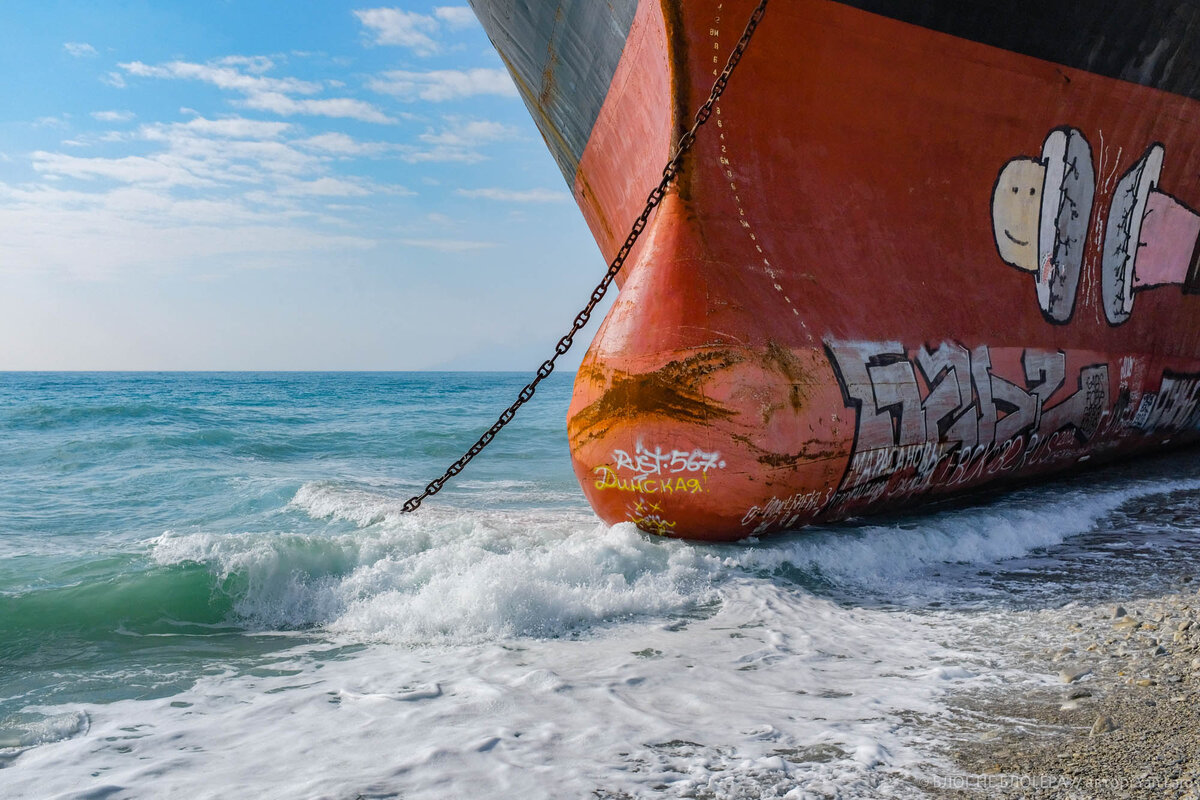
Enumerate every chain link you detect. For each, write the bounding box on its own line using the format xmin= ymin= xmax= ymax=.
xmin=402 ymin=0 xmax=770 ymax=514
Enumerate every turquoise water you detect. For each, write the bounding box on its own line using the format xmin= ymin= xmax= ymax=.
xmin=4 ymin=372 xmax=1200 ymax=798
xmin=0 ymin=373 xmax=582 ymax=723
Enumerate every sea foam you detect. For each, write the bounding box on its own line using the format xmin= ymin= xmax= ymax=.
xmin=151 ymin=473 xmax=1200 ymax=643
xmin=153 ymin=486 xmax=717 ymax=641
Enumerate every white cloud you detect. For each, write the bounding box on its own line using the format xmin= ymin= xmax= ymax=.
xmin=401 ymin=149 xmax=484 ymax=164
xmin=273 ymin=177 xmax=413 ymax=199
xmin=420 ymin=118 xmax=516 ymax=147
xmin=238 ymin=91 xmax=394 ymax=124
xmin=29 ymin=113 xmax=332 ymax=194
xmin=353 ymin=6 xmax=476 ymax=53
xmin=31 ymin=151 xmax=214 ymax=188
xmin=64 ymin=42 xmax=98 ymax=58
xmin=296 ymin=132 xmax=392 ymax=157
xmin=399 ymin=118 xmax=519 ymax=163
xmin=277 ymin=177 xmax=372 ymax=197
xmin=135 ymin=129 xmax=319 ymax=180
xmin=215 ymin=55 xmax=276 ymax=74
xmin=455 ymin=188 xmax=568 ymax=203
xmin=400 ymin=238 xmax=495 ymax=252
xmin=168 ymin=116 xmax=292 ymax=140
xmin=120 ymin=59 xmax=393 ymax=123
xmin=433 ymin=7 xmax=477 ymax=29
xmin=121 ymin=59 xmax=321 ymax=95
xmin=354 ymin=8 xmax=441 ymax=55
xmin=91 ymin=110 xmax=137 ymax=122
xmin=7 ymin=107 xmax=415 ymax=269
xmin=368 ymin=68 xmax=515 ymax=102
xmin=6 ymin=42 xmax=452 ymax=285
xmin=0 ymin=138 xmax=384 ymax=279
xmin=0 ymin=195 xmax=374 ymax=280
xmin=102 ymin=71 xmax=127 ymax=88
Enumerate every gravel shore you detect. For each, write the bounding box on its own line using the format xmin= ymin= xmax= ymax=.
xmin=924 ymin=581 xmax=1200 ymax=799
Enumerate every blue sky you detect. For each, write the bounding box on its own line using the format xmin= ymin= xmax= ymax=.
xmin=0 ymin=1 xmax=610 ymax=369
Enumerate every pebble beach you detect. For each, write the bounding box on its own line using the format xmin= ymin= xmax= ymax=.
xmin=933 ymin=581 xmax=1200 ymax=799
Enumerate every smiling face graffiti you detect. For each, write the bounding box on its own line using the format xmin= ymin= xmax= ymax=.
xmin=990 ymin=127 xmax=1095 ymax=323
xmin=992 ymin=157 xmax=1045 ymax=272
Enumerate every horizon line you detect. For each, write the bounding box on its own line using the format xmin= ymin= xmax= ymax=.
xmin=0 ymin=368 xmax=578 ymax=374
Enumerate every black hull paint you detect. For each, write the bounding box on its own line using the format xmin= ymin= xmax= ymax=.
xmin=838 ymin=0 xmax=1200 ymax=102
xmin=466 ymin=0 xmax=638 ymax=182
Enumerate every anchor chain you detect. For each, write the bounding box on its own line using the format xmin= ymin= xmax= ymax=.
xmin=402 ymin=0 xmax=770 ymax=514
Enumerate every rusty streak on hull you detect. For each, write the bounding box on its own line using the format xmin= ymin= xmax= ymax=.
xmin=569 ymin=350 xmax=742 ymax=446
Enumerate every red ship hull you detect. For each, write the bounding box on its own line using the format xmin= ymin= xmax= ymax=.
xmin=471 ymin=0 xmax=1200 ymax=540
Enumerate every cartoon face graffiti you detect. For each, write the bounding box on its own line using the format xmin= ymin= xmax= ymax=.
xmin=992 ymin=157 xmax=1045 ymax=272
xmin=990 ymin=127 xmax=1095 ymax=324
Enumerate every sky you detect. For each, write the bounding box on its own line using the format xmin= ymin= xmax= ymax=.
xmin=0 ymin=1 xmax=612 ymax=370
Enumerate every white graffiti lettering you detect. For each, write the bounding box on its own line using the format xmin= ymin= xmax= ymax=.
xmin=610 ymin=441 xmax=726 ymax=479
xmin=741 ymin=487 xmax=835 ymax=533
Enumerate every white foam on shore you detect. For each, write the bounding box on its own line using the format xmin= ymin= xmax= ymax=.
xmin=739 ymin=475 xmax=1200 ymax=602
xmin=0 ymin=711 xmax=88 ymax=751
xmin=288 ymin=479 xmax=586 ymax=528
xmin=4 ymin=581 xmax=968 ymax=799
xmin=151 ymin=496 xmax=702 ymax=639
xmin=8 ymin=474 xmax=1200 ymax=798
xmin=288 ymin=480 xmax=397 ymax=527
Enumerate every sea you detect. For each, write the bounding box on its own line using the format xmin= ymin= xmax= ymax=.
xmin=3 ymin=371 xmax=1200 ymax=799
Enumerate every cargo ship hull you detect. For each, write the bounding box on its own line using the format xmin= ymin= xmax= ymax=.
xmin=469 ymin=0 xmax=1200 ymax=540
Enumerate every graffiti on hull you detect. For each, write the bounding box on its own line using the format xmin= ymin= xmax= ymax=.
xmin=593 ymin=440 xmax=724 ymax=497
xmin=826 ymin=341 xmax=1110 ymax=509
xmin=992 ymin=127 xmax=1095 ymax=323
xmin=627 ymin=498 xmax=678 ymax=537
xmin=593 ymin=440 xmax=727 ymax=532
xmin=741 ymin=488 xmax=836 ymax=535
xmin=1101 ymin=144 xmax=1200 ymax=324
xmin=993 ymin=128 xmax=1200 ymax=325
xmin=1129 ymin=371 xmax=1200 ymax=433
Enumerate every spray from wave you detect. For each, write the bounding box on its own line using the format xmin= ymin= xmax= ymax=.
xmin=139 ymin=470 xmax=1200 ymax=643
xmin=152 ymin=498 xmax=717 ymax=642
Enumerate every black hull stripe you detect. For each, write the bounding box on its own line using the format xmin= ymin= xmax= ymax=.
xmin=468 ymin=0 xmax=638 ymax=184
xmin=837 ymin=0 xmax=1200 ymax=102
